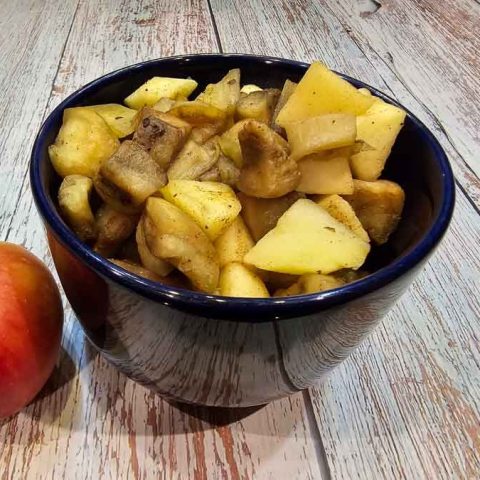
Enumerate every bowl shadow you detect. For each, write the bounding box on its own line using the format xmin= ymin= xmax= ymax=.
xmin=166 ymin=399 xmax=266 ymax=428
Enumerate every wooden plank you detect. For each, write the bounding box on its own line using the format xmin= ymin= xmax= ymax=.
xmin=1 ymin=316 xmax=323 ymax=479
xmin=311 ymin=190 xmax=480 ymax=480
xmin=0 ymin=0 xmax=80 ymax=239
xmin=208 ymin=0 xmax=480 ymax=207
xmin=0 ymin=1 xmax=324 ymax=479
xmin=325 ymin=0 xmax=480 ymax=202
xmin=208 ymin=0 xmax=480 ymax=478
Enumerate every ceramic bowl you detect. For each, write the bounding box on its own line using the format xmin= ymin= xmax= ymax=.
xmin=30 ymin=54 xmax=455 ymax=407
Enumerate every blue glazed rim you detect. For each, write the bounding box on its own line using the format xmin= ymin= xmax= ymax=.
xmin=30 ymin=54 xmax=455 ymax=320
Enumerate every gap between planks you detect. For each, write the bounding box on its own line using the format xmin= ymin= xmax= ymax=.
xmin=202 ymin=2 xmax=331 ymax=475
xmin=207 ymin=0 xmax=224 ymax=53
xmin=3 ymin=0 xmax=82 ymax=242
xmin=1 ymin=1 xmax=330 ymax=479
xmin=319 ymin=1 xmax=480 ymax=215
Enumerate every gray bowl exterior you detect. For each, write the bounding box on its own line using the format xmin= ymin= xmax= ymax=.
xmin=32 ymin=55 xmax=454 ymax=407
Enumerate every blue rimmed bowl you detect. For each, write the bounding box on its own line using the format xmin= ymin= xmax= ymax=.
xmin=30 ymin=54 xmax=455 ymax=407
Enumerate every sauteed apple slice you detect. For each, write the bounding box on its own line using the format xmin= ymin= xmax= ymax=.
xmin=141 ymin=198 xmax=219 ymax=293
xmin=58 ymin=175 xmax=97 ymax=242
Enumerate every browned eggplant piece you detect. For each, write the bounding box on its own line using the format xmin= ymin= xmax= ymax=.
xmin=94 ymin=140 xmax=167 ymax=214
xmin=342 ymin=179 xmax=405 ymax=245
xmin=237 ymin=120 xmax=300 ymax=198
xmin=93 ymin=204 xmax=139 ymax=256
xmin=133 ymin=107 xmax=191 ymax=168
xmin=238 ymin=191 xmax=303 ymax=241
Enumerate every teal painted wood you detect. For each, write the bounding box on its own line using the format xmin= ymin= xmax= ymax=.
xmin=208 ymin=0 xmax=480 ymax=477
xmin=1 ymin=0 xmax=479 ymax=478
xmin=0 ymin=1 xmax=324 ymax=479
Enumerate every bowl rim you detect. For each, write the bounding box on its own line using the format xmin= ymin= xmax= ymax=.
xmin=30 ymin=53 xmax=455 ymax=321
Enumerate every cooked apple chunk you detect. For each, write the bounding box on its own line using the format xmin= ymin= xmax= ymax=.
xmin=58 ymin=175 xmax=96 ymax=242
xmin=141 ymin=198 xmax=219 ymax=293
xmin=244 ymin=199 xmax=370 ymax=275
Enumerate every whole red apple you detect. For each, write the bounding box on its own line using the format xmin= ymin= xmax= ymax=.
xmin=0 ymin=242 xmax=63 ymax=418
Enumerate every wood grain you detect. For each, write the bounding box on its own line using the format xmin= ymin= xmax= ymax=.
xmin=0 ymin=1 xmax=324 ymax=479
xmin=1 ymin=0 xmax=480 ymax=479
xmin=326 ymin=0 xmax=480 ymax=204
xmin=209 ymin=0 xmax=480 ymax=478
xmin=209 ymin=0 xmax=480 ymax=208
xmin=312 ymin=190 xmax=480 ymax=480
xmin=1 ymin=316 xmax=324 ymax=479
xmin=0 ymin=0 xmax=80 ymax=240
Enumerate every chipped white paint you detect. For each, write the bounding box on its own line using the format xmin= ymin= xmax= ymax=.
xmin=0 ymin=1 xmax=323 ymax=479
xmin=1 ymin=0 xmax=479 ymax=479
xmin=210 ymin=0 xmax=480 ymax=477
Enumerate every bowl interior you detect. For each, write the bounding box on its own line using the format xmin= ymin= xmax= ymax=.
xmin=31 ymin=54 xmax=454 ymax=318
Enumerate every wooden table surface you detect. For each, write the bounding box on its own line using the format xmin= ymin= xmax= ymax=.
xmin=1 ymin=1 xmax=479 ymax=478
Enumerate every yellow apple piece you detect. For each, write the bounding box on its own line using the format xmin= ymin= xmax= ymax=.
xmin=357 ymin=87 xmax=372 ymax=97
xmin=136 ymin=220 xmax=173 ymax=277
xmin=276 ymin=61 xmax=374 ymax=126
xmin=85 ymin=103 xmax=137 ymax=138
xmin=141 ymin=197 xmax=219 ymax=293
xmin=217 ymin=119 xmax=250 ymax=167
xmin=161 ymin=180 xmax=241 ymax=240
xmin=285 ymin=113 xmax=356 ymax=161
xmin=58 ymin=175 xmax=96 ymax=242
xmin=315 ymin=194 xmax=369 ymax=242
xmin=235 ymin=89 xmax=280 ymax=124
xmin=218 ymin=262 xmax=269 ymax=298
xmin=296 ymin=152 xmax=354 ymax=195
xmin=244 ymin=199 xmax=370 ymax=274
xmin=238 ymin=191 xmax=303 ymax=241
xmin=350 ymin=100 xmax=406 ymax=181
xmin=271 ymin=79 xmax=297 ymax=129
xmin=240 ymin=84 xmax=263 ymax=94
xmin=168 ymin=100 xmax=228 ymax=144
xmin=196 ymin=69 xmax=240 ymax=116
xmin=214 ymin=216 xmax=255 ymax=267
xmin=49 ymin=107 xmax=119 ymax=178
xmin=152 ymin=97 xmax=177 ymax=113
xmin=167 ymin=139 xmax=220 ymax=180
xmin=274 ymin=273 xmax=345 ymax=297
xmin=124 ymin=77 xmax=198 ymax=109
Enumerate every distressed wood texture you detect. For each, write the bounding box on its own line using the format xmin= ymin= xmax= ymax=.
xmin=0 ymin=0 xmax=80 ymax=240
xmin=209 ymin=0 xmax=480 ymax=478
xmin=1 ymin=0 xmax=480 ymax=479
xmin=210 ymin=0 xmax=480 ymax=208
xmin=1 ymin=319 xmax=323 ymax=480
xmin=0 ymin=1 xmax=323 ymax=479
xmin=312 ymin=190 xmax=480 ymax=480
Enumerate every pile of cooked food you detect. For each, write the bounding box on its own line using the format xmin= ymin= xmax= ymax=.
xmin=49 ymin=61 xmax=406 ymax=298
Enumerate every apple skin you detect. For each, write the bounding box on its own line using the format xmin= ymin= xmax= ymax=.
xmin=0 ymin=242 xmax=63 ymax=419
